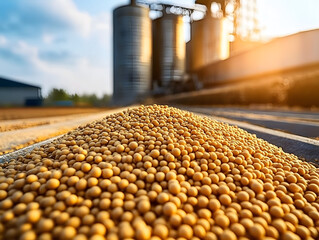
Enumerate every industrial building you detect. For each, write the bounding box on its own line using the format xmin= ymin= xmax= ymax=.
xmin=112 ymin=0 xmax=319 ymax=106
xmin=112 ymin=0 xmax=242 ymax=105
xmin=0 ymin=77 xmax=42 ymax=106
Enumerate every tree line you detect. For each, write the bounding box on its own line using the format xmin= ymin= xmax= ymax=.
xmin=45 ymin=88 xmax=111 ymax=107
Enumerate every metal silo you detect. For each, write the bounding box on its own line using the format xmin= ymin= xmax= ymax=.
xmin=152 ymin=12 xmax=186 ymax=89
xmin=113 ymin=0 xmax=152 ymax=105
xmin=190 ymin=16 xmax=229 ymax=71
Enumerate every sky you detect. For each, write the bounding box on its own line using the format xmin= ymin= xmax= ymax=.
xmin=0 ymin=0 xmax=318 ymax=97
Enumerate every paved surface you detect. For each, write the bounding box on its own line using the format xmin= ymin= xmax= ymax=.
xmin=0 ymin=107 xmax=129 ymax=154
xmin=184 ymin=106 xmax=319 ymax=138
xmin=183 ymin=106 xmax=319 ymax=163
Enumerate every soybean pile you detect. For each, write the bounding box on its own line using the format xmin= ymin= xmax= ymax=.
xmin=0 ymin=105 xmax=319 ymax=240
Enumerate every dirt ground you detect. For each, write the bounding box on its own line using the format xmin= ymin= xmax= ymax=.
xmin=0 ymin=107 xmax=110 ymax=120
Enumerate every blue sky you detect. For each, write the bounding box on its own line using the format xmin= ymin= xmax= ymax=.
xmin=0 ymin=0 xmax=318 ymax=97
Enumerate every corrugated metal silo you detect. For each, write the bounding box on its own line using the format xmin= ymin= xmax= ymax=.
xmin=152 ymin=13 xmax=186 ymax=89
xmin=113 ymin=1 xmax=152 ymax=105
xmin=190 ymin=16 xmax=229 ymax=71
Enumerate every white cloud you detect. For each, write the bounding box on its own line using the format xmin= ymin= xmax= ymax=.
xmin=0 ymin=1 xmax=113 ymax=97
xmin=0 ymin=0 xmax=92 ymax=38
xmin=42 ymin=34 xmax=54 ymax=44
xmin=92 ymin=13 xmax=111 ymax=41
xmin=0 ymin=39 xmax=111 ymax=97
xmin=38 ymin=8 xmax=111 ymax=45
xmin=0 ymin=35 xmax=7 ymax=46
xmin=29 ymin=0 xmax=92 ymax=37
xmin=1 ymin=1 xmax=112 ymax=44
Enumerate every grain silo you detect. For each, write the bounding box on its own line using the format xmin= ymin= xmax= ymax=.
xmin=152 ymin=11 xmax=186 ymax=90
xmin=113 ymin=0 xmax=152 ymax=105
xmin=190 ymin=16 xmax=229 ymax=72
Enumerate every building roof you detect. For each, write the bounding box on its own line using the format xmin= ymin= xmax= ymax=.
xmin=0 ymin=76 xmax=41 ymax=89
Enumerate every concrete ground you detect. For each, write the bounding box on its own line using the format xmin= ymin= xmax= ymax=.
xmin=181 ymin=106 xmax=319 ymax=138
